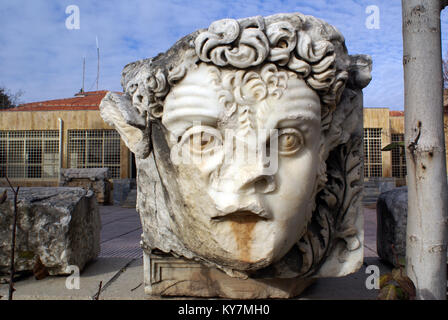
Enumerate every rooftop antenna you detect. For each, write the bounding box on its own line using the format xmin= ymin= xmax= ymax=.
xmin=82 ymin=56 xmax=85 ymax=92
xmin=96 ymin=36 xmax=99 ymax=91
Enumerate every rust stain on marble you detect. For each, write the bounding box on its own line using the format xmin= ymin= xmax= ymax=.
xmin=228 ymin=213 xmax=259 ymax=262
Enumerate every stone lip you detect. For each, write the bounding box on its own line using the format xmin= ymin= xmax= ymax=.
xmin=0 ymin=187 xmax=101 ymax=275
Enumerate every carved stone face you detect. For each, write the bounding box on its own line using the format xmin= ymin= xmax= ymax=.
xmin=100 ymin=13 xmax=372 ymax=280
xmin=161 ymin=63 xmax=321 ymax=270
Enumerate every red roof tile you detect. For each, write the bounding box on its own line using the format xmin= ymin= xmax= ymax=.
xmin=390 ymin=111 xmax=404 ymax=117
xmin=1 ymin=90 xmax=117 ymax=112
xmin=444 ymin=89 xmax=448 ymax=109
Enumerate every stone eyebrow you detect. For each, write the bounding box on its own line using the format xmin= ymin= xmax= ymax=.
xmin=164 ymin=96 xmax=218 ymax=111
xmin=275 ymin=113 xmax=320 ymax=127
xmin=163 ymin=111 xmax=219 ymax=126
xmin=257 ymin=96 xmax=320 ymax=130
xmin=162 ymin=92 xmax=221 ymax=133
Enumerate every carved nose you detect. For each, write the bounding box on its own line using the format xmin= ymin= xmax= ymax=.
xmin=239 ymin=173 xmax=275 ymax=194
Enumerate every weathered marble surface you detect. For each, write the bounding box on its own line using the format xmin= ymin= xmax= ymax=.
xmin=100 ymin=12 xmax=371 ymax=297
xmin=145 ymin=250 xmax=314 ymax=299
xmin=60 ymin=168 xmax=111 ymax=205
xmin=0 ymin=187 xmax=101 ymax=275
xmin=111 ymin=179 xmax=134 ymax=205
xmin=376 ymin=187 xmax=408 ymax=266
xmin=376 ymin=186 xmax=448 ymax=266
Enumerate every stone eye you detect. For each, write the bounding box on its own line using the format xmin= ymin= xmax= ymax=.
xmin=189 ymin=132 xmax=218 ymax=153
xmin=180 ymin=126 xmax=222 ymax=156
xmin=278 ymin=128 xmax=304 ymax=155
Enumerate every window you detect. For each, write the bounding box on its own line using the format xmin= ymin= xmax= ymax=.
xmin=391 ymin=133 xmax=406 ymax=178
xmin=68 ymin=130 xmax=121 ymax=178
xmin=364 ymin=128 xmax=382 ymax=177
xmin=0 ymin=130 xmax=59 ymax=179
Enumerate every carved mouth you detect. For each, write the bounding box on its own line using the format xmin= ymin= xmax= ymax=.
xmin=211 ymin=210 xmax=268 ymax=222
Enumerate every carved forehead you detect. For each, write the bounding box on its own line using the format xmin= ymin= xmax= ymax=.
xmin=118 ymin=12 xmax=374 ymax=126
xmin=162 ymin=63 xmax=320 ymax=135
xmin=261 ymin=76 xmax=320 ymax=129
xmin=162 ymin=64 xmax=223 ymax=136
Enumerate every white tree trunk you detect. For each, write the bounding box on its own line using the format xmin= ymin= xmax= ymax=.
xmin=402 ymin=0 xmax=448 ymax=300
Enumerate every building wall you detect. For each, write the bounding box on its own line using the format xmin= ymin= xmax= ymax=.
xmin=0 ymin=109 xmax=130 ymax=186
xmin=390 ymin=115 xmax=404 ymax=134
xmin=363 ymin=108 xmax=392 ymax=177
xmin=364 ymin=108 xmax=448 ymax=180
xmin=2 ymin=106 xmax=447 ymax=185
xmin=0 ymin=109 xmax=109 ymax=131
xmin=444 ymin=115 xmax=448 ymax=172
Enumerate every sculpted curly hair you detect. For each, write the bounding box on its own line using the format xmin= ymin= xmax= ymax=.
xmin=119 ymin=13 xmax=360 ymax=126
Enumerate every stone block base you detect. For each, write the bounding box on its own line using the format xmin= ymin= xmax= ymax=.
xmin=0 ymin=187 xmax=101 ymax=275
xmin=60 ymin=168 xmax=112 ymax=205
xmin=144 ymin=251 xmax=314 ymax=299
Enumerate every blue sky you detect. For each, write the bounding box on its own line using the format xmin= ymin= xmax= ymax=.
xmin=1 ymin=0 xmax=448 ymax=110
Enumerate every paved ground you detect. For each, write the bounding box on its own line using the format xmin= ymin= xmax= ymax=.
xmin=0 ymin=205 xmax=392 ymax=300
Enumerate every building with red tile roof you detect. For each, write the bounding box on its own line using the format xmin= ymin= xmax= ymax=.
xmin=1 ymin=89 xmax=448 ymax=186
xmin=9 ymin=90 xmax=110 ymax=112
xmin=0 ymin=90 xmax=132 ymax=187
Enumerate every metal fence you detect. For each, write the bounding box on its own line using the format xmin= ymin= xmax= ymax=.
xmin=391 ymin=133 xmax=407 ymax=178
xmin=67 ymin=129 xmax=121 ymax=179
xmin=0 ymin=130 xmax=60 ymax=180
xmin=363 ymin=128 xmax=383 ymax=177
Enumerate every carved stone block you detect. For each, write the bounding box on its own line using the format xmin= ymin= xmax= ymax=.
xmin=377 ymin=187 xmax=448 ymax=266
xmin=144 ymin=250 xmax=314 ymax=299
xmin=100 ymin=12 xmax=371 ymax=298
xmin=60 ymin=168 xmax=112 ymax=205
xmin=0 ymin=187 xmax=100 ymax=275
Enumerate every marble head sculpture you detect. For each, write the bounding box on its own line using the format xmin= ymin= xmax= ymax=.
xmin=100 ymin=13 xmax=372 ymax=279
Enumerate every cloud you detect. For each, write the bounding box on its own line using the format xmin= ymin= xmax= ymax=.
xmin=0 ymin=0 xmax=446 ymax=111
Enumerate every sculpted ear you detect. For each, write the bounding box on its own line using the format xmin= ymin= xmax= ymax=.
xmin=99 ymin=92 xmax=151 ymax=159
xmin=347 ymin=54 xmax=372 ymax=90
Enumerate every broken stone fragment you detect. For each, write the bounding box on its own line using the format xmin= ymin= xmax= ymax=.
xmin=60 ymin=168 xmax=112 ymax=205
xmin=0 ymin=187 xmax=101 ymax=275
xmin=376 ymin=187 xmax=408 ymax=266
xmin=377 ymin=187 xmax=448 ymax=267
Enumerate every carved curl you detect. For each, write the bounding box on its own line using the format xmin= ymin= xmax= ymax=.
xmin=118 ymin=13 xmax=369 ymax=123
xmin=193 ymin=15 xmax=348 ymax=114
xmin=195 ymin=17 xmax=270 ymax=68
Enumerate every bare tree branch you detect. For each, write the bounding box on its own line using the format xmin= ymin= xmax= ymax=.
xmin=442 ymin=0 xmax=448 ymax=10
xmin=93 ymin=281 xmax=103 ymax=300
xmin=443 ymin=50 xmax=448 ymax=88
xmin=5 ymin=177 xmax=20 ymax=300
